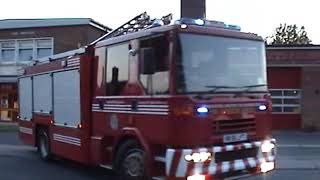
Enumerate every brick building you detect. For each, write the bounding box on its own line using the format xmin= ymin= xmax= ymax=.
xmin=0 ymin=18 xmax=111 ymax=122
xmin=267 ymin=45 xmax=320 ymax=130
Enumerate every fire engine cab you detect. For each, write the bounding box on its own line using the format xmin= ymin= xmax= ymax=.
xmin=18 ymin=13 xmax=276 ymax=180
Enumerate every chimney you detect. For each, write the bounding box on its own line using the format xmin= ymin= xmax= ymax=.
xmin=181 ymin=0 xmax=206 ymax=19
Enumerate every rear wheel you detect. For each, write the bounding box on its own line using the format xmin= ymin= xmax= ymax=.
xmin=115 ymin=140 xmax=148 ymax=180
xmin=37 ymin=129 xmax=51 ymax=161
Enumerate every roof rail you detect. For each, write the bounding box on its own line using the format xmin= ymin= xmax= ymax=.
xmin=90 ymin=12 xmax=172 ymax=45
xmin=33 ymin=48 xmax=85 ymax=65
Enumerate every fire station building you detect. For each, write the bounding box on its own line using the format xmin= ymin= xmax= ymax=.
xmin=0 ymin=18 xmax=111 ymax=122
xmin=267 ymin=45 xmax=320 ymax=130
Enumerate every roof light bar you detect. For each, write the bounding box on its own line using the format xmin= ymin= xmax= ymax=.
xmin=175 ymin=18 xmax=241 ymax=31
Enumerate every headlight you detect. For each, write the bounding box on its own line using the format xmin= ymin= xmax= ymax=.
xmin=187 ymin=174 xmax=206 ymax=180
xmin=261 ymin=140 xmax=275 ymax=153
xmin=185 ymin=152 xmax=212 ymax=162
xmin=261 ymin=161 xmax=275 ymax=173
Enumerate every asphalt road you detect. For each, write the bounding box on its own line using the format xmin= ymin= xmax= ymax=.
xmin=1 ymin=131 xmax=320 ymax=180
xmin=245 ymin=170 xmax=320 ymax=180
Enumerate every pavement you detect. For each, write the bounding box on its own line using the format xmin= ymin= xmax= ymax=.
xmin=272 ymin=131 xmax=320 ymax=170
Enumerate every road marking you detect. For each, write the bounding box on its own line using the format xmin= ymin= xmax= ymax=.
xmin=278 ymin=144 xmax=320 ymax=148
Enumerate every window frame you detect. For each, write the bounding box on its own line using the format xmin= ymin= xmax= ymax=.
xmin=270 ymin=88 xmax=301 ymax=114
xmin=0 ymin=37 xmax=54 ymax=62
xmin=105 ymin=41 xmax=130 ymax=96
xmin=138 ymin=34 xmax=170 ymax=95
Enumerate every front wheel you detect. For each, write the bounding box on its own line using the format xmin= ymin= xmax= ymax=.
xmin=37 ymin=129 xmax=51 ymax=161
xmin=115 ymin=140 xmax=148 ymax=180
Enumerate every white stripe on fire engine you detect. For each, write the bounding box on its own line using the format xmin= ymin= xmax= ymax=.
xmin=267 ymin=155 xmax=275 ymax=162
xmin=95 ymin=95 xmax=171 ymax=99
xmin=104 ymin=107 xmax=132 ymax=111
xmin=212 ymin=146 xmax=222 ymax=153
xmin=53 ymin=135 xmax=81 ymax=144
xmin=234 ymin=159 xmax=246 ymax=171
xmin=92 ymin=109 xmax=168 ymax=115
xmin=138 ymin=108 xmax=168 ymax=112
xmin=243 ymin=143 xmax=253 ymax=149
xmin=67 ymin=61 xmax=80 ymax=64
xmin=67 ymin=60 xmax=80 ymax=66
xmin=53 ymin=134 xmax=81 ymax=146
xmin=92 ymin=104 xmax=169 ymax=115
xmin=19 ymin=127 xmax=33 ymax=135
xmin=92 ymin=104 xmax=132 ymax=108
xmin=104 ymin=104 xmax=132 ymax=108
xmin=221 ymin=161 xmax=231 ymax=173
xmin=54 ymin=137 xmax=81 ymax=146
xmin=137 ymin=105 xmax=169 ymax=108
xmin=176 ymin=149 xmax=192 ymax=177
xmin=210 ymin=141 xmax=258 ymax=153
xmin=254 ymin=141 xmax=262 ymax=147
xmin=193 ymin=148 xmax=208 ymax=174
xmin=225 ymin=145 xmax=234 ymax=151
xmin=67 ymin=63 xmax=80 ymax=67
xmin=208 ymin=161 xmax=217 ymax=175
xmin=166 ymin=149 xmax=175 ymax=176
xmin=92 ymin=103 xmax=168 ymax=109
xmin=247 ymin=157 xmax=257 ymax=168
xmin=67 ymin=59 xmax=80 ymax=63
xmin=53 ymin=137 xmax=81 ymax=146
xmin=92 ymin=104 xmax=168 ymax=109
xmin=67 ymin=58 xmax=80 ymax=61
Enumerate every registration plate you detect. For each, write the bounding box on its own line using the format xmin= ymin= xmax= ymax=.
xmin=223 ymin=133 xmax=248 ymax=143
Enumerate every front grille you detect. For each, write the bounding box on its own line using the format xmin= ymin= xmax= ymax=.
xmin=215 ymin=147 xmax=258 ymax=163
xmin=212 ymin=119 xmax=256 ymax=134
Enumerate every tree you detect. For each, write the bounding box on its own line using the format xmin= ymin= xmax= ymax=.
xmin=266 ymin=24 xmax=312 ymax=45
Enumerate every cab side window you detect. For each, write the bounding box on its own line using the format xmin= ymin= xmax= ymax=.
xmin=106 ymin=42 xmax=129 ymax=96
xmin=139 ymin=36 xmax=169 ymax=95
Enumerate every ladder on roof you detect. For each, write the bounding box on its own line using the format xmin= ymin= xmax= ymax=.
xmin=90 ymin=12 xmax=172 ymax=45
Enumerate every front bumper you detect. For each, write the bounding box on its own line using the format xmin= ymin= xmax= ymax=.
xmin=165 ymin=139 xmax=276 ymax=179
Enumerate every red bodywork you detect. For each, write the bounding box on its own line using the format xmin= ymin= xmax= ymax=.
xmin=18 ymin=24 xmax=275 ymax=179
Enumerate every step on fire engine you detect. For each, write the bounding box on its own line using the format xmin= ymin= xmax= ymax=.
xmin=18 ymin=12 xmax=276 ymax=180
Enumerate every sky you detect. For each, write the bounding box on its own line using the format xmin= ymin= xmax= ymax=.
xmin=1 ymin=0 xmax=319 ymax=43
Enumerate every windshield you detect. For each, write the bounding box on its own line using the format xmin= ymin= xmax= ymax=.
xmin=176 ymin=33 xmax=267 ymax=94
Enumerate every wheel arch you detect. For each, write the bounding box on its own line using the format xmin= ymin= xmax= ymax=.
xmin=114 ymin=127 xmax=150 ymax=156
xmin=35 ymin=124 xmax=49 ymax=147
xmin=112 ymin=127 xmax=151 ymax=167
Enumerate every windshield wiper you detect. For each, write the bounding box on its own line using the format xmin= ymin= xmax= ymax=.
xmin=241 ymin=84 xmax=267 ymax=92
xmin=205 ymin=84 xmax=267 ymax=93
xmin=205 ymin=85 xmax=239 ymax=93
xmin=233 ymin=84 xmax=267 ymax=97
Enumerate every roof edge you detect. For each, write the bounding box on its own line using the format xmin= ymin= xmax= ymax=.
xmin=0 ymin=18 xmax=112 ymax=32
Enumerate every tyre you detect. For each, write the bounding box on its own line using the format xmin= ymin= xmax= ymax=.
xmin=115 ymin=140 xmax=148 ymax=180
xmin=37 ymin=128 xmax=52 ymax=161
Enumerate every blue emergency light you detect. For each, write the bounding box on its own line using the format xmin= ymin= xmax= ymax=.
xmin=175 ymin=18 xmax=241 ymax=31
xmin=258 ymin=104 xmax=267 ymax=111
xmin=196 ymin=105 xmax=209 ymax=116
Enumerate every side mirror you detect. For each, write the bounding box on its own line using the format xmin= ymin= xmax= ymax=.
xmin=140 ymin=47 xmax=155 ymax=75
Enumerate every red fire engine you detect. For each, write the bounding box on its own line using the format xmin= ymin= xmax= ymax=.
xmin=18 ymin=12 xmax=276 ymax=180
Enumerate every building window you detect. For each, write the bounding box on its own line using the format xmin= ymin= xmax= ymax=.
xmin=0 ymin=38 xmax=53 ymax=62
xmin=270 ymin=89 xmax=301 ymax=114
xmin=1 ymin=41 xmax=15 ymax=61
xmin=106 ymin=42 xmax=129 ymax=96
xmin=36 ymin=39 xmax=53 ymax=58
